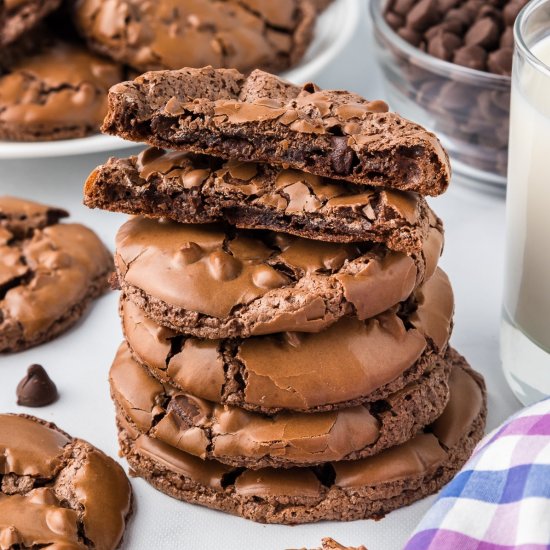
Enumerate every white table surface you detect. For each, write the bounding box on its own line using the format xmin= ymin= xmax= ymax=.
xmin=0 ymin=4 xmax=521 ymax=549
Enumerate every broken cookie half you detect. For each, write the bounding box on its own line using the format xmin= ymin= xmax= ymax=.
xmin=0 ymin=413 xmax=132 ymax=549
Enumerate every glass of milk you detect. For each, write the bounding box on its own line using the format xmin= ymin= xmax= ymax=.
xmin=502 ymin=0 xmax=550 ymax=405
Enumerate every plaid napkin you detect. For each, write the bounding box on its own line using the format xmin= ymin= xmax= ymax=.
xmin=404 ymin=398 xmax=550 ymax=550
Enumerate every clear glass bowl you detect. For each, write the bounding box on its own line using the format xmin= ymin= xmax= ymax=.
xmin=369 ymin=0 xmax=511 ymax=190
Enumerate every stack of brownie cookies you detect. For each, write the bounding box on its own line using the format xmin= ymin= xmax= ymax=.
xmin=84 ymin=67 xmax=487 ymax=524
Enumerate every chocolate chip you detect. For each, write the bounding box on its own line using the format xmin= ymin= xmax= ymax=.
xmin=445 ymin=6 xmax=476 ymax=26
xmin=465 ymin=17 xmax=500 ymax=49
xmin=407 ymin=0 xmax=440 ymax=32
xmin=503 ymin=0 xmax=528 ymax=26
xmin=329 ymin=136 xmax=354 ymax=175
xmin=500 ymin=26 xmax=514 ymax=48
xmin=438 ymin=81 xmax=475 ymax=113
xmin=453 ymin=45 xmax=488 ymax=70
xmin=487 ymin=47 xmax=513 ymax=75
xmin=386 ymin=11 xmax=406 ymax=31
xmin=437 ymin=0 xmax=461 ymax=11
xmin=477 ymin=5 xmax=503 ymax=23
xmin=393 ymin=0 xmax=416 ymax=16
xmin=417 ymin=80 xmax=444 ymax=107
xmin=490 ymin=89 xmax=511 ymax=111
xmin=397 ymin=27 xmax=423 ymax=46
xmin=207 ymin=250 xmax=242 ymax=281
xmin=16 ymin=365 xmax=58 ymax=407
xmin=477 ymin=90 xmax=507 ymax=119
xmin=283 ymin=331 xmax=304 ymax=348
xmin=138 ymin=146 xmax=164 ymax=166
xmin=425 ymin=19 xmax=464 ymax=39
xmin=252 ymin=265 xmax=287 ymax=289
xmin=428 ymin=31 xmax=462 ymax=61
xmin=177 ymin=241 xmax=203 ymax=265
xmin=463 ymin=0 xmax=485 ymax=16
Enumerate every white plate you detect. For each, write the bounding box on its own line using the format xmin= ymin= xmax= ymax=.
xmin=0 ymin=0 xmax=360 ymax=160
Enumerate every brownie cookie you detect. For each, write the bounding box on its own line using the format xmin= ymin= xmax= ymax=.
xmin=85 ymin=147 xmax=434 ymax=252
xmin=121 ymin=268 xmax=453 ymax=413
xmin=0 ymin=40 xmax=123 ymax=141
xmin=115 ymin=216 xmax=443 ymax=339
xmin=0 ymin=414 xmax=132 ymax=548
xmin=102 ymin=67 xmax=451 ymax=196
xmin=71 ymin=0 xmax=315 ymax=75
xmin=116 ymin=349 xmax=486 ymax=524
xmin=110 ymin=342 xmax=451 ymax=468
xmin=0 ymin=0 xmax=61 ymax=46
xmin=0 ymin=196 xmax=113 ymax=352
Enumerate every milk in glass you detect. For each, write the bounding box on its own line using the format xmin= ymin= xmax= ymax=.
xmin=502 ymin=36 xmax=550 ymax=404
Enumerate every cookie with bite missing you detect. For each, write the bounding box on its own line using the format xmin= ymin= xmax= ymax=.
xmin=0 ymin=413 xmax=132 ymax=548
xmin=71 ymin=0 xmax=316 ymax=75
xmin=116 ymin=348 xmax=486 ymax=524
xmin=114 ymin=216 xmax=444 ymax=339
xmin=0 ymin=196 xmax=113 ymax=352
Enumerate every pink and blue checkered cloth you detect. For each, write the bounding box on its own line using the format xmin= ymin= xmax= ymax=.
xmin=404 ymin=398 xmax=550 ymax=550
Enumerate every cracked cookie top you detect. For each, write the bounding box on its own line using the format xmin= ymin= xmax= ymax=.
xmin=71 ymin=0 xmax=316 ymax=74
xmin=111 ymin=343 xmax=380 ymax=467
xmin=118 ymin=348 xmax=485 ymax=506
xmin=115 ymin=216 xmax=443 ymax=338
xmin=0 ymin=196 xmax=113 ymax=352
xmin=110 ymin=341 xmax=450 ymax=468
xmin=0 ymin=414 xmax=132 ymax=549
xmin=0 ymin=40 xmax=123 ymax=141
xmin=121 ymin=268 xmax=454 ymax=412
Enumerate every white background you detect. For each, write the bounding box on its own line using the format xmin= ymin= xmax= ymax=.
xmin=0 ymin=2 xmax=521 ymax=548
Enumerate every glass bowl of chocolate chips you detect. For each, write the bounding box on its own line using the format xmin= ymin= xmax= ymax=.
xmin=370 ymin=0 xmax=527 ymax=189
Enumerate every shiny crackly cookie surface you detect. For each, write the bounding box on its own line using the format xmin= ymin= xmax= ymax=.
xmin=0 ymin=196 xmax=112 ymax=351
xmin=73 ymin=0 xmax=313 ymax=73
xmin=0 ymin=414 xmax=132 ymax=550
xmin=115 ymin=216 xmax=424 ymax=328
xmin=121 ymin=268 xmax=454 ymax=411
